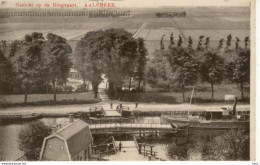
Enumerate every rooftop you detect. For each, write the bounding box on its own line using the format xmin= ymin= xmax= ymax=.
xmin=55 ymin=119 xmax=93 ymax=157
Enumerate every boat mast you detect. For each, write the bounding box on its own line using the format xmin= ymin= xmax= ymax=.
xmin=189 ymin=85 xmax=196 ymax=116
xmin=189 ymin=85 xmax=196 ymax=104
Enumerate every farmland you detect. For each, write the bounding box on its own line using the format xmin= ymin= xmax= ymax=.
xmin=0 ymin=7 xmax=250 ymax=56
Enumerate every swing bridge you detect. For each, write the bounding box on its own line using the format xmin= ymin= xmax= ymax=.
xmin=89 ymin=122 xmax=189 ymax=135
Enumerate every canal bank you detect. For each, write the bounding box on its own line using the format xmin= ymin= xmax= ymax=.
xmin=0 ymin=115 xmax=247 ymax=161
xmin=0 ymin=102 xmax=250 ymax=115
xmin=0 ymin=101 xmax=250 ymax=161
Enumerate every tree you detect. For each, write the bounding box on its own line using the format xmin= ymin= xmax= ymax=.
xmin=43 ymin=33 xmax=72 ymax=102
xmin=103 ymin=29 xmax=138 ymax=98
xmin=160 ymin=35 xmax=165 ymax=50
xmin=218 ymin=38 xmax=224 ymax=50
xmin=15 ymin=33 xmax=45 ymax=104
xmin=75 ymin=29 xmax=141 ymax=98
xmin=200 ymin=49 xmax=225 ymax=101
xmin=188 ymin=36 xmax=193 ymax=48
xmin=206 ymin=129 xmax=249 ymax=160
xmin=228 ymin=48 xmax=250 ymax=100
xmin=177 ymin=35 xmax=183 ymax=47
xmin=17 ymin=120 xmax=51 ymax=160
xmin=146 ymin=50 xmax=174 ymax=88
xmin=167 ymin=47 xmax=199 ymax=102
xmin=183 ymin=129 xmax=249 ymax=160
xmin=205 ymin=37 xmax=210 ymax=50
xmin=169 ymin=33 xmax=174 ymax=48
xmin=0 ymin=50 xmax=14 ymax=94
xmin=75 ymin=30 xmax=103 ymax=98
xmin=244 ymin=36 xmax=249 ymax=49
xmin=136 ymin=38 xmax=148 ymax=91
xmin=235 ymin=37 xmax=240 ymax=50
xmin=197 ymin=35 xmax=205 ymax=51
xmin=226 ymin=34 xmax=232 ymax=50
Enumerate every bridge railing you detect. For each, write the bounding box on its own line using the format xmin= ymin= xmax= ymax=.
xmin=89 ymin=123 xmax=173 ymax=129
xmin=133 ymin=136 xmax=139 ymax=150
xmin=90 ymin=106 xmax=103 ymax=112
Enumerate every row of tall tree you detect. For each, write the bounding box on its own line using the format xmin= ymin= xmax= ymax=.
xmin=74 ymin=28 xmax=148 ymax=99
xmin=0 ymin=32 xmax=72 ymax=104
xmin=147 ymin=34 xmax=250 ymax=102
xmin=0 ymin=29 xmax=250 ymax=103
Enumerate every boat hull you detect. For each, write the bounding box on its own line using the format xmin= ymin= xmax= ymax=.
xmin=164 ymin=117 xmax=250 ymax=129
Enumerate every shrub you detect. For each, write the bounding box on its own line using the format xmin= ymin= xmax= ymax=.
xmin=17 ymin=121 xmax=51 ymax=160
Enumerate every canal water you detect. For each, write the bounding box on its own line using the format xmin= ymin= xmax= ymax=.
xmin=0 ymin=117 xmax=226 ymax=161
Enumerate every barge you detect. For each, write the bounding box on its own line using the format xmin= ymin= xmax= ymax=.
xmin=164 ymin=97 xmax=250 ymax=129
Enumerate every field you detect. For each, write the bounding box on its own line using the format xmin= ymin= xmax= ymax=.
xmin=0 ymin=7 xmax=250 ymax=56
xmin=119 ymin=84 xmax=250 ymax=104
xmin=0 ymin=92 xmax=101 ymax=107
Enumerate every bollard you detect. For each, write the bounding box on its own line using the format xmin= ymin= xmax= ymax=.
xmin=135 ymin=102 xmax=138 ymax=108
xmin=143 ymin=145 xmax=146 ymax=157
xmin=107 ymin=144 xmax=109 ymax=156
xmin=119 ymin=141 xmax=122 ymax=151
xmin=110 ymin=103 xmax=113 ymax=109
xmin=186 ymin=126 xmax=189 ymax=143
xmin=149 ymin=155 xmax=151 ymax=161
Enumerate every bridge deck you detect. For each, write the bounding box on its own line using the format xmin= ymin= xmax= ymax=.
xmin=102 ymin=104 xmax=122 ymax=117
xmin=89 ymin=123 xmax=174 ymax=129
xmin=88 ymin=123 xmax=187 ymax=134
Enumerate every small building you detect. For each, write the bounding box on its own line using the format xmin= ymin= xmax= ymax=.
xmin=69 ymin=68 xmax=81 ymax=80
xmin=40 ymin=119 xmax=93 ymax=161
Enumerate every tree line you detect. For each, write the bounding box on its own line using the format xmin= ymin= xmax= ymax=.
xmin=0 ymin=29 xmax=250 ymax=104
xmin=147 ymin=34 xmax=250 ymax=102
xmin=0 ymin=32 xmax=72 ymax=104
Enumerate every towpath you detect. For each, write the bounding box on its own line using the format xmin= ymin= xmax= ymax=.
xmin=0 ymin=101 xmax=250 ymax=115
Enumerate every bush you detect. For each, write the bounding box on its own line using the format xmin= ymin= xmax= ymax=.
xmin=76 ymin=84 xmax=87 ymax=92
xmin=64 ymin=85 xmax=73 ymax=93
xmin=205 ymin=129 xmax=249 ymax=160
xmin=17 ymin=121 xmax=51 ymax=160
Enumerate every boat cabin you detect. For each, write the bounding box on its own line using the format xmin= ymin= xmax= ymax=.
xmin=204 ymin=109 xmax=229 ymax=120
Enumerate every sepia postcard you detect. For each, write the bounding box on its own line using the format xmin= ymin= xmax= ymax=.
xmin=0 ymin=0 xmax=256 ymax=162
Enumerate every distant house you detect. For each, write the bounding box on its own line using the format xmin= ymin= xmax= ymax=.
xmin=39 ymin=119 xmax=93 ymax=161
xmin=69 ymin=68 xmax=81 ymax=80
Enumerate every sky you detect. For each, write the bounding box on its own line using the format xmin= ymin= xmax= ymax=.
xmin=0 ymin=0 xmax=251 ymax=8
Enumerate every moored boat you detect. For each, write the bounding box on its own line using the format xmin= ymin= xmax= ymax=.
xmin=164 ymin=97 xmax=250 ymax=129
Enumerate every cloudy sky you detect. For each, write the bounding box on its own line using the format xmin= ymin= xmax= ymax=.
xmin=0 ymin=0 xmax=251 ymax=8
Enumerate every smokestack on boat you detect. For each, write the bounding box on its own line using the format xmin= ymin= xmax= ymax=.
xmin=233 ymin=97 xmax=237 ymax=116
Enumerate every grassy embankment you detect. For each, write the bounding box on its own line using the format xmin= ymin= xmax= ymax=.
xmin=0 ymin=91 xmax=101 ymax=108
xmin=119 ymin=84 xmax=250 ymax=104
